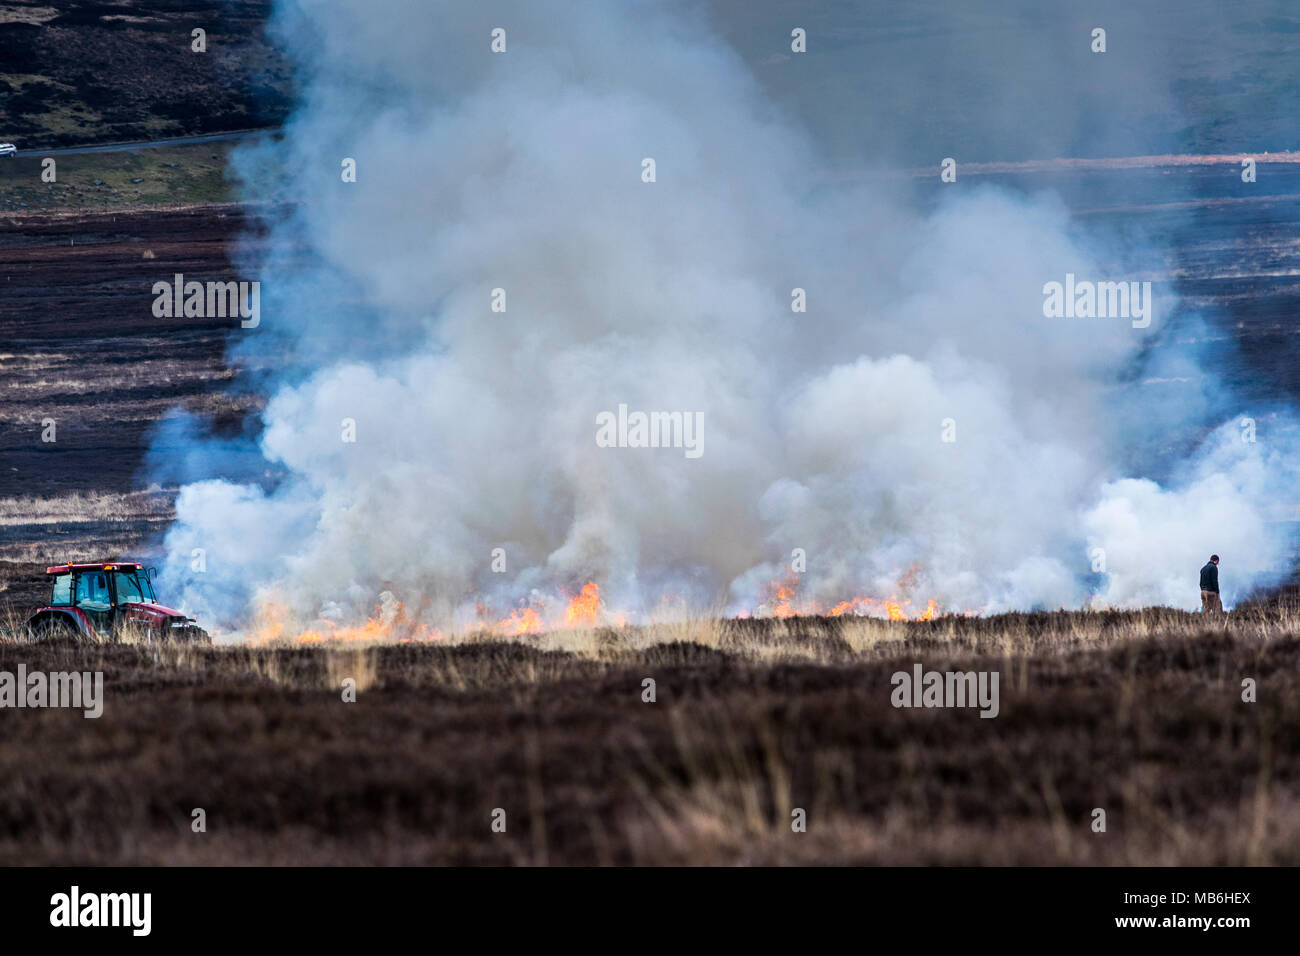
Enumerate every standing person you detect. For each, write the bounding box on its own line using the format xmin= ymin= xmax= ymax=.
xmin=1200 ymin=555 xmax=1222 ymax=613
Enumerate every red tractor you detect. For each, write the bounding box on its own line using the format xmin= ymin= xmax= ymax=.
xmin=25 ymin=562 xmax=209 ymax=644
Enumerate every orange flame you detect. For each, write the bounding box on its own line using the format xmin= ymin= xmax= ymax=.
xmin=761 ymin=574 xmax=803 ymax=617
xmin=761 ymin=576 xmax=944 ymax=622
xmin=829 ymin=597 xmax=878 ymax=616
xmin=564 ymin=581 xmax=602 ymax=627
xmin=498 ymin=605 xmax=543 ymax=636
xmin=249 ymin=597 xmax=444 ymax=645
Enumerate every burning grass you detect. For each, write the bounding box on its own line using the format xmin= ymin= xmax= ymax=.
xmin=236 ymin=572 xmax=958 ymax=648
xmin=233 ymin=600 xmax=1300 ymax=661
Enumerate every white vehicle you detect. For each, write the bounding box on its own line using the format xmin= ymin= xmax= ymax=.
xmin=0 ymin=143 xmax=16 ymax=157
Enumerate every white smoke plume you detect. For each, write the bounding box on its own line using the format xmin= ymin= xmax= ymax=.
xmin=157 ymin=0 xmax=1300 ymax=635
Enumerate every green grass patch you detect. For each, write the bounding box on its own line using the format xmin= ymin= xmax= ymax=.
xmin=0 ymin=142 xmax=234 ymax=212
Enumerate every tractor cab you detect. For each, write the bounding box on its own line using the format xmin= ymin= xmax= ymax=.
xmin=50 ymin=564 xmax=154 ymax=636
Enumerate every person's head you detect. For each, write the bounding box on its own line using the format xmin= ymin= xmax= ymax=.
xmin=1210 ymin=554 xmax=1219 ymax=565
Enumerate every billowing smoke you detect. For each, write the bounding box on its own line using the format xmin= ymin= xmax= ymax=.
xmin=157 ymin=1 xmax=1300 ymax=635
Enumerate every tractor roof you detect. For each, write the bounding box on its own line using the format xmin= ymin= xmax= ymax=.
xmin=45 ymin=562 xmax=144 ymax=575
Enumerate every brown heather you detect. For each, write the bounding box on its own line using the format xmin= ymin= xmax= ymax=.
xmin=0 ymin=606 xmax=1295 ymax=865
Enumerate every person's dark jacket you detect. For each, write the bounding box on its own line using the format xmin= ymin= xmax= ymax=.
xmin=1200 ymin=561 xmax=1219 ymax=593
